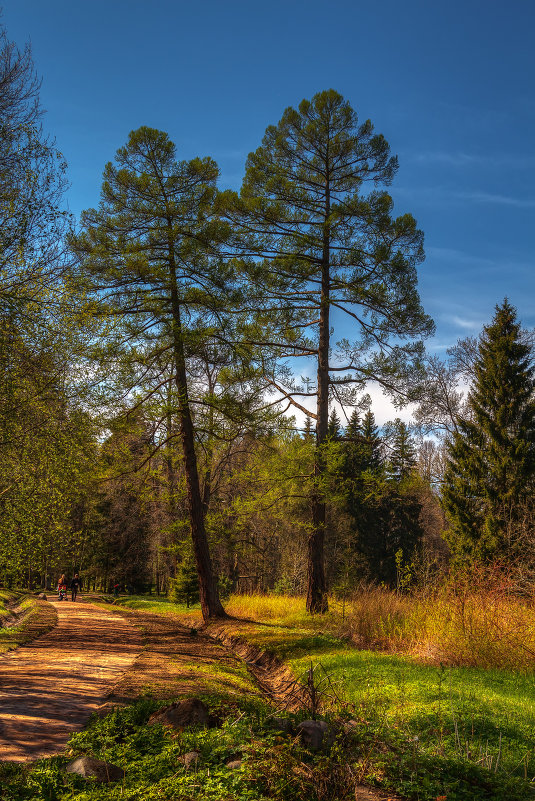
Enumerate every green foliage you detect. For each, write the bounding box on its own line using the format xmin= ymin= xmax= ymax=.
xmin=0 ymin=698 xmax=352 ymax=801
xmin=384 ymin=417 xmax=417 ymax=480
xmin=326 ymin=409 xmax=342 ymax=441
xmin=0 ymin=23 xmax=97 ymax=589
xmin=0 ymin=595 xmax=57 ymax=653
xmin=169 ymin=550 xmax=200 ymax=607
xmin=206 ymin=606 xmax=535 ymax=801
xmin=71 ymin=125 xmax=266 ymax=617
xmin=223 ymin=88 xmax=433 ymax=611
xmin=443 ymin=300 xmax=535 ymax=561
xmin=333 ymin=411 xmax=425 ymax=586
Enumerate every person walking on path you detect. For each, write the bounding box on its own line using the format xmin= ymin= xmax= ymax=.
xmin=57 ymin=574 xmax=68 ymax=601
xmin=70 ymin=573 xmax=82 ymax=602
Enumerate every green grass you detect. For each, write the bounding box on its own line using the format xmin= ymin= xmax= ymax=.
xmin=0 ymin=590 xmax=21 ymax=619
xmin=294 ymin=646 xmax=535 ymax=773
xmin=0 ymin=684 xmax=360 ymax=800
xmin=71 ymin=592 xmax=535 ymax=799
xmin=0 ymin=592 xmax=57 ymax=654
xmin=207 ymin=616 xmax=535 ymax=799
xmin=108 ymin=594 xmax=202 ymax=622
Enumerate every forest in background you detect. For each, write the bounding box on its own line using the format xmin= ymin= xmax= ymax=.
xmin=1 ymin=22 xmax=534 ymax=620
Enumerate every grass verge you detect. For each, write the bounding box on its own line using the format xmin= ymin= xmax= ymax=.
xmin=0 ymin=695 xmax=380 ymax=801
xmin=204 ymin=615 xmax=535 ymax=800
xmin=0 ymin=592 xmax=57 ymax=654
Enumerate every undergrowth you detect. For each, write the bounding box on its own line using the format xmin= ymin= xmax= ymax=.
xmin=0 ymin=694 xmax=530 ymax=801
xmin=345 ymin=567 xmax=535 ymax=671
xmin=84 ymin=577 xmax=535 ymax=799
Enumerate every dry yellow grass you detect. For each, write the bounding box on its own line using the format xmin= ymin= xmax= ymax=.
xmin=345 ymin=570 xmax=535 ymax=670
xmin=225 ymin=593 xmax=313 ymax=624
xmin=222 ymin=567 xmax=535 ymax=671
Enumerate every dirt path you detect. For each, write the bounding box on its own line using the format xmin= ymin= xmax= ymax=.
xmin=0 ymin=601 xmax=142 ymax=762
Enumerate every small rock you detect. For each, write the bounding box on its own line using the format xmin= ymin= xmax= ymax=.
xmin=38 ymin=593 xmax=47 ymax=600
xmin=342 ymin=719 xmax=360 ymax=735
xmin=148 ymin=698 xmax=209 ymax=730
xmin=296 ymin=719 xmax=330 ymax=751
xmin=226 ymin=759 xmax=243 ymax=769
xmin=179 ymin=751 xmax=201 ymax=769
xmin=66 ymin=756 xmax=124 ymax=783
xmin=268 ymin=717 xmax=295 ymax=736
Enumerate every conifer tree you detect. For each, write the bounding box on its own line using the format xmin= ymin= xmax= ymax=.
xmin=327 ymin=409 xmax=342 ymax=440
xmin=442 ymin=300 xmax=535 ymax=560
xmin=361 ymin=410 xmax=383 ymax=472
xmin=385 ymin=418 xmax=417 ymax=480
xmin=71 ymin=127 xmax=230 ymax=620
xmin=169 ymin=550 xmax=200 ymax=608
xmin=346 ymin=410 xmax=362 ymax=440
xmin=226 ymin=89 xmax=433 ymax=611
xmin=302 ymin=417 xmax=315 ymax=441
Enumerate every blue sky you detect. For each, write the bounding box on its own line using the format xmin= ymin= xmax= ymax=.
xmin=4 ymin=0 xmax=535 ymax=363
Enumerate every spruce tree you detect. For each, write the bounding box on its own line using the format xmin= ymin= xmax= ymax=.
xmin=386 ymin=418 xmax=417 ymax=480
xmin=327 ymin=409 xmax=342 ymax=440
xmin=338 ymin=407 xmax=424 ymax=586
xmin=361 ymin=410 xmax=383 ymax=472
xmin=442 ymin=300 xmax=535 ymax=561
xmin=302 ymin=417 xmax=315 ymax=441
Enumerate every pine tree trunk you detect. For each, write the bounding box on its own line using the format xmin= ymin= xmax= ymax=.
xmin=306 ymin=186 xmax=330 ymax=614
xmin=168 ymin=241 xmax=226 ymax=620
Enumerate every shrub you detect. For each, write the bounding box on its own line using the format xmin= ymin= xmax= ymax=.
xmin=345 ymin=566 xmax=535 ymax=670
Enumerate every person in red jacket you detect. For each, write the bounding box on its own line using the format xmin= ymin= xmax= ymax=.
xmin=57 ymin=574 xmax=68 ymax=601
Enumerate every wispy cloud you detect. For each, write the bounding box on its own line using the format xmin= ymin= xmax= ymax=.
xmin=394 ymin=185 xmax=535 ymax=209
xmin=447 ymin=315 xmax=484 ymax=331
xmin=455 ymin=190 xmax=535 ymax=208
xmin=408 ymin=151 xmax=535 ymax=169
xmin=426 ymin=247 xmax=499 ymax=269
xmin=426 ymin=247 xmax=534 ymax=279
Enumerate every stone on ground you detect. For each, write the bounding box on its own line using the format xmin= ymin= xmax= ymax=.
xmin=148 ymin=698 xmax=209 ymax=730
xmin=66 ymin=756 xmax=124 ymax=782
xmin=179 ymin=751 xmax=201 ymax=769
xmin=296 ymin=719 xmax=330 ymax=750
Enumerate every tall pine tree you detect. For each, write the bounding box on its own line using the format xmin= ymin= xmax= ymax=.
xmin=71 ymin=127 xmax=231 ymax=620
xmin=442 ymin=300 xmax=535 ymax=561
xmin=226 ymin=90 xmax=433 ymax=611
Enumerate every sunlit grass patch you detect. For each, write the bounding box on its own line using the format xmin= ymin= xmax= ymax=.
xmin=201 ymin=593 xmax=535 ymax=797
xmin=345 ymin=576 xmax=535 ymax=671
xmin=179 ymin=660 xmax=262 ymax=698
xmin=225 ymin=592 xmax=311 ymax=623
xmin=0 ymin=594 xmax=56 ymax=653
xmin=111 ymin=595 xmax=202 ymax=622
xmin=0 ymin=590 xmax=11 ymax=619
xmin=287 ymin=643 xmax=535 ymax=791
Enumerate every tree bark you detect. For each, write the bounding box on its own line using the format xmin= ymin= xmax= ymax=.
xmin=306 ymin=178 xmax=330 ymax=614
xmin=168 ymin=236 xmax=226 ymax=620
